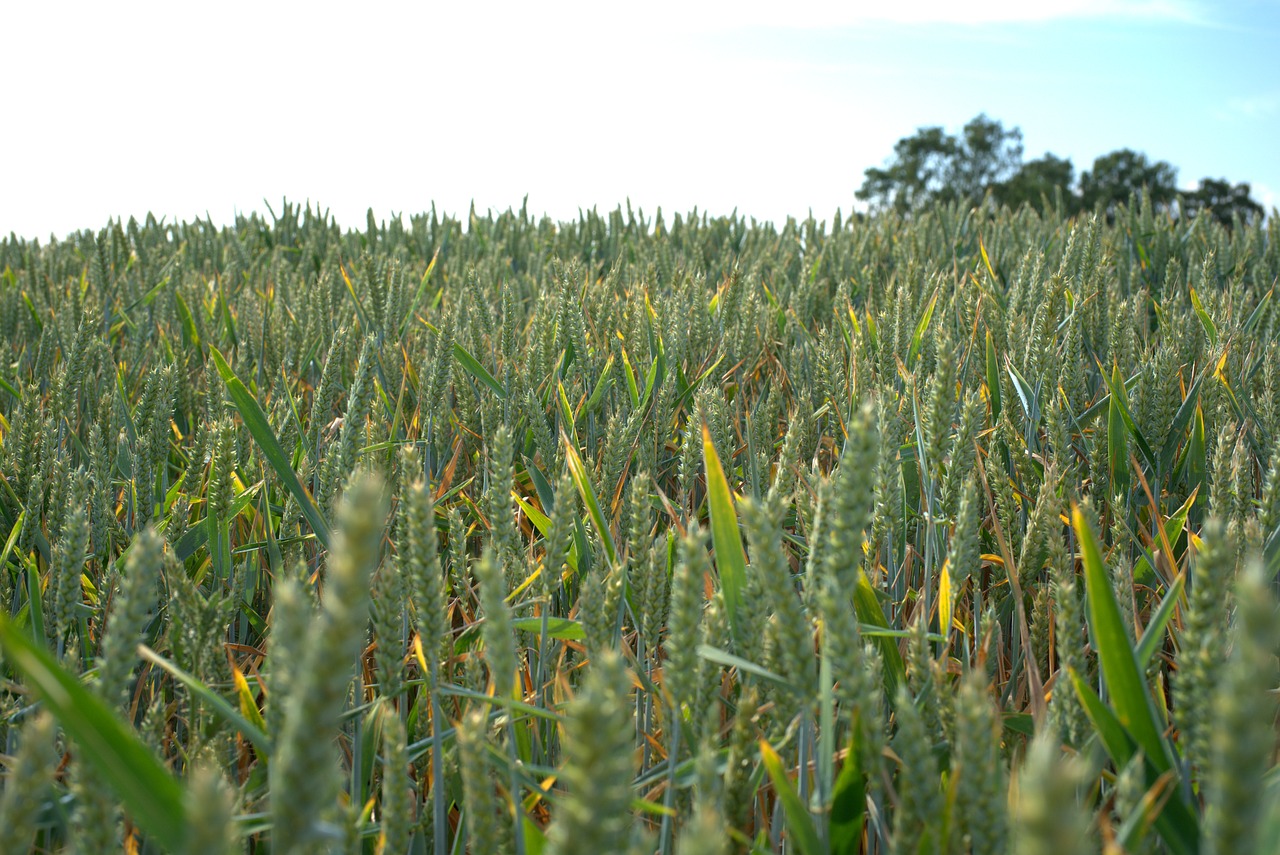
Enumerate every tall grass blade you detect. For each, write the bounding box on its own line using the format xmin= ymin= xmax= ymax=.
xmin=0 ymin=617 xmax=188 ymax=851
xmin=1072 ymin=505 xmax=1169 ymax=770
xmin=137 ymin=645 xmax=271 ymax=756
xmin=453 ymin=341 xmax=506 ymax=399
xmin=563 ymin=434 xmax=618 ymax=567
xmin=702 ymin=423 xmax=747 ymax=633
xmin=760 ymin=739 xmax=823 ymax=855
xmin=210 ymin=346 xmax=330 ymax=549
xmin=1069 ymin=668 xmax=1200 ymax=855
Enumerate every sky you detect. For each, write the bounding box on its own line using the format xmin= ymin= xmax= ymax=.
xmin=3 ymin=0 xmax=1279 ymax=240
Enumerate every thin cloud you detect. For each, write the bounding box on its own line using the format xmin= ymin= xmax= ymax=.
xmin=653 ymin=0 xmax=1212 ymax=30
xmin=1222 ymin=93 xmax=1280 ymax=118
xmin=325 ymin=1 xmax=1217 ymax=40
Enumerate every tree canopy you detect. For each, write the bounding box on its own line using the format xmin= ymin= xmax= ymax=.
xmin=857 ymin=115 xmax=1266 ymax=225
xmin=1182 ymin=177 xmax=1265 ymax=227
xmin=856 ymin=114 xmax=1022 ymax=213
xmin=1079 ymin=148 xmax=1178 ymax=218
xmin=991 ymin=154 xmax=1074 ymax=213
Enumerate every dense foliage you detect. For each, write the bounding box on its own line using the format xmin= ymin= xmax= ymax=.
xmin=0 ymin=196 xmax=1278 ymax=853
xmin=856 ymin=114 xmax=1265 ymax=227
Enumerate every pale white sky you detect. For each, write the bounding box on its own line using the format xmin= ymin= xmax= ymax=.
xmin=3 ymin=1 xmax=1276 ymax=239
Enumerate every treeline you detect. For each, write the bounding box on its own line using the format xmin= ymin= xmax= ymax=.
xmin=856 ymin=113 xmax=1266 ymax=226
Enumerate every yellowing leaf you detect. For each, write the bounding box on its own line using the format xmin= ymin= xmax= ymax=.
xmin=939 ymin=558 xmax=953 ymax=640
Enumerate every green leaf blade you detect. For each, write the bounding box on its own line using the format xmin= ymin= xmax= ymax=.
xmin=1072 ymin=505 xmax=1169 ymax=771
xmin=702 ymin=424 xmax=747 ymax=634
xmin=562 ymin=435 xmax=618 ymax=568
xmin=829 ymin=732 xmax=866 ymax=855
xmin=453 ymin=341 xmax=506 ymax=399
xmin=0 ymin=618 xmax=188 ymax=852
xmin=211 ymin=347 xmax=331 ymax=549
xmin=760 ymin=739 xmax=823 ymax=855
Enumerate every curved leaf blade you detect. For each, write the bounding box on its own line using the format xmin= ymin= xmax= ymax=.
xmin=1070 ymin=668 xmax=1199 ymax=855
xmin=853 ymin=569 xmax=907 ymax=703
xmin=210 ymin=347 xmax=331 ymax=549
xmin=137 ymin=645 xmax=271 ymax=757
xmin=760 ymin=739 xmax=823 ymax=855
xmin=830 ymin=730 xmax=866 ymax=855
xmin=1072 ymin=505 xmax=1169 ymax=771
xmin=0 ymin=617 xmax=187 ymax=852
xmin=562 ymin=435 xmax=618 ymax=568
xmin=703 ymin=423 xmax=746 ymax=633
xmin=453 ymin=341 xmax=505 ymax=399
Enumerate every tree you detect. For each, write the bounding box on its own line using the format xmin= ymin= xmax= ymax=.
xmin=1182 ymin=178 xmax=1264 ymax=228
xmin=1079 ymin=149 xmax=1178 ymax=219
xmin=992 ymin=154 xmax=1077 ymax=214
xmin=856 ymin=118 xmax=1266 ymax=227
xmin=856 ymin=126 xmax=960 ymax=214
xmin=856 ymin=114 xmax=1022 ymax=214
xmin=950 ymin=114 xmax=1024 ymax=203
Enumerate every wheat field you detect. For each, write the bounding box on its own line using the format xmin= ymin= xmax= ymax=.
xmin=0 ymin=197 xmax=1277 ymax=853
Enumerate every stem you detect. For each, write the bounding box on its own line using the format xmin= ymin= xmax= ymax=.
xmin=431 ymin=661 xmax=447 ymax=855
